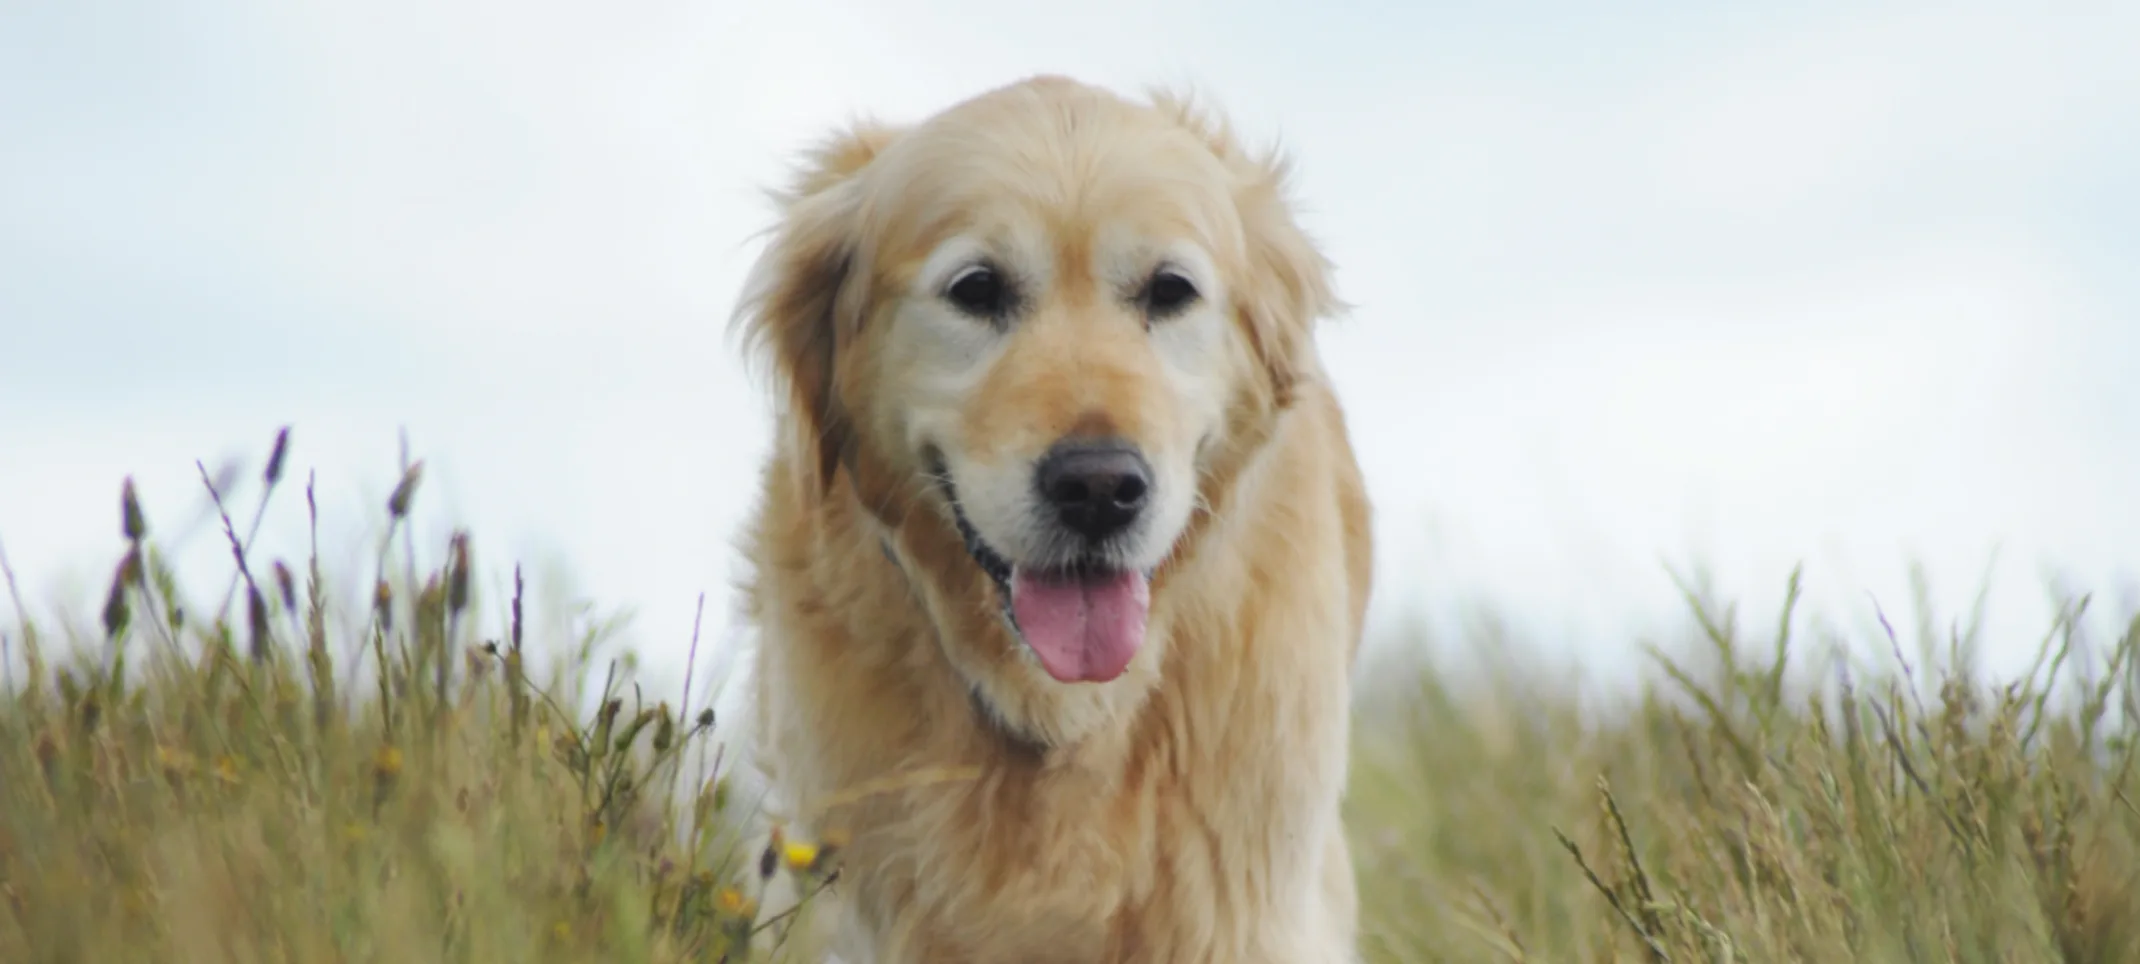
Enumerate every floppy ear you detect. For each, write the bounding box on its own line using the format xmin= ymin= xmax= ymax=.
xmin=732 ymin=121 xmax=902 ymax=496
xmin=1149 ymin=89 xmax=1341 ymax=410
xmin=1232 ymin=150 xmax=1340 ymax=409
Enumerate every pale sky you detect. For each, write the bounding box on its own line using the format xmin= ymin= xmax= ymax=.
xmin=4 ymin=0 xmax=2137 ymax=705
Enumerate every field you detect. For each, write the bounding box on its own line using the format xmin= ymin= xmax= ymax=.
xmin=3 ymin=432 xmax=2136 ymax=963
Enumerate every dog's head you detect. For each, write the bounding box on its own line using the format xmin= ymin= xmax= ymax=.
xmin=736 ymin=77 xmax=1337 ymax=739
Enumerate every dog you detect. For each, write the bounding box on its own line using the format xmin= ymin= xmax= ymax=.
xmin=730 ymin=75 xmax=1373 ymax=963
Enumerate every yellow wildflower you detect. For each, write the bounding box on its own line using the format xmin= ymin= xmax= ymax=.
xmin=714 ymin=886 xmax=757 ymax=920
xmin=782 ymin=840 xmax=821 ymax=874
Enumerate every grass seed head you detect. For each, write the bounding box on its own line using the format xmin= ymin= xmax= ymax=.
xmin=651 ymin=705 xmax=675 ymax=753
xmin=117 ymin=546 xmax=144 ymax=588
xmin=386 ymin=461 xmax=424 ymax=519
xmin=263 ymin=426 xmax=291 ymax=485
xmin=760 ymin=825 xmax=784 ymax=880
xmin=102 ymin=571 xmax=131 ymax=641
xmin=446 ymin=530 xmax=471 ymax=616
xmin=247 ymin=586 xmax=271 ymax=663
xmin=373 ymin=580 xmax=393 ymax=632
xmin=272 ymin=561 xmax=297 ymax=614
xmin=120 ymin=477 xmax=146 ymax=542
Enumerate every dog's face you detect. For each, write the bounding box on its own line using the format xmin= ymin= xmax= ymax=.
xmin=739 ymin=77 xmax=1335 ymax=727
xmin=875 ymin=131 xmax=1250 ymax=687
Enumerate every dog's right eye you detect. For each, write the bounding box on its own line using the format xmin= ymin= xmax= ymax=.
xmin=945 ymin=265 xmax=1012 ymax=318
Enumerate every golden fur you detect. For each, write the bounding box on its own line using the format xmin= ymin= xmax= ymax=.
xmin=730 ymin=75 xmax=1374 ymax=963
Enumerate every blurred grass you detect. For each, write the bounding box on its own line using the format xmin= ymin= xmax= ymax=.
xmin=3 ymin=427 xmax=2137 ymax=963
xmin=1 ymin=430 xmax=837 ymax=963
xmin=1349 ymin=575 xmax=2140 ymax=963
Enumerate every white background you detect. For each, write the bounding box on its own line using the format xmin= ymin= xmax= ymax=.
xmin=4 ymin=0 xmax=2137 ymax=707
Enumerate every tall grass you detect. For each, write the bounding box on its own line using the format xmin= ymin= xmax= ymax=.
xmin=3 ymin=427 xmax=2136 ymax=962
xmin=0 ymin=429 xmax=835 ymax=963
xmin=1349 ymin=575 xmax=2140 ymax=962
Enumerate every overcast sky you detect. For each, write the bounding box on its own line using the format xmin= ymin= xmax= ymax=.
xmin=4 ymin=0 xmax=2137 ymax=703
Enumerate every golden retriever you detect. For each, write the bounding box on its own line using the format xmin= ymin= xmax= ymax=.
xmin=730 ymin=74 xmax=1373 ymax=963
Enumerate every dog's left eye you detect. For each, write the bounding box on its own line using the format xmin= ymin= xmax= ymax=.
xmin=945 ymin=264 xmax=1014 ymax=318
xmin=1141 ymin=269 xmax=1200 ymax=319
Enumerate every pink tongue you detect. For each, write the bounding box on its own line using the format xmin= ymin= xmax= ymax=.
xmin=1009 ymin=568 xmax=1151 ymax=683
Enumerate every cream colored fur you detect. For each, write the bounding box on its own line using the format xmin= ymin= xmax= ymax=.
xmin=729 ymin=75 xmax=1374 ymax=963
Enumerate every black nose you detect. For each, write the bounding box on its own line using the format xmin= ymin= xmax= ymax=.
xmin=1035 ymin=440 xmax=1152 ymax=542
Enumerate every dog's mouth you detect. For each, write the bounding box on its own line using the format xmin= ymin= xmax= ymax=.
xmin=931 ymin=460 xmax=1153 ymax=685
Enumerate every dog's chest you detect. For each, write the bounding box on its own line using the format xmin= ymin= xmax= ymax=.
xmin=823 ymin=761 xmax=1319 ymax=964
xmin=829 ymin=778 xmax=1141 ymax=954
